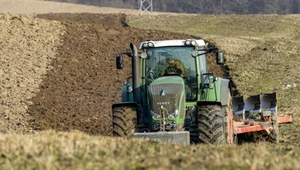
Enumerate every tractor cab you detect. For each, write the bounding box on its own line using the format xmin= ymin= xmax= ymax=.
xmin=140 ymin=40 xmax=220 ymax=102
xmin=144 ymin=46 xmax=197 ymax=101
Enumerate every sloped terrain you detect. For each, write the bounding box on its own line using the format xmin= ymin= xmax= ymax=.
xmin=0 ymin=13 xmax=222 ymax=135
xmin=0 ymin=14 xmax=65 ymax=133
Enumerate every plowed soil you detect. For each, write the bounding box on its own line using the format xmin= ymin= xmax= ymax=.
xmin=0 ymin=13 xmax=64 ymax=133
xmin=0 ymin=12 xmax=223 ymax=135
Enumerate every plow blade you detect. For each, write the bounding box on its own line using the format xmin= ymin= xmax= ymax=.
xmin=232 ymin=93 xmax=276 ymax=114
xmin=232 ymin=96 xmax=245 ymax=115
xmin=134 ymin=131 xmax=190 ymax=146
xmin=261 ymin=92 xmax=293 ymax=124
xmin=232 ymin=92 xmax=292 ymax=135
xmin=261 ymin=92 xmax=277 ymax=111
xmin=245 ymin=94 xmax=261 ymax=113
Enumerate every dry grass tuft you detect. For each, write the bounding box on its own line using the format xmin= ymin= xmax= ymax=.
xmin=1 ymin=130 xmax=300 ymax=170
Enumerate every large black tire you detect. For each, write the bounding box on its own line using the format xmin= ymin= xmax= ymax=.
xmin=189 ymin=123 xmax=200 ymax=144
xmin=190 ymin=104 xmax=234 ymax=144
xmin=112 ymin=106 xmax=137 ymax=138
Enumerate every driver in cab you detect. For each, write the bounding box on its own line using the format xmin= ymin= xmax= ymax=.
xmin=161 ymin=54 xmax=185 ymax=77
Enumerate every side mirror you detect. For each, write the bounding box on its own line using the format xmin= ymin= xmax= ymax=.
xmin=216 ymin=51 xmax=225 ymax=65
xmin=116 ymin=56 xmax=123 ymax=69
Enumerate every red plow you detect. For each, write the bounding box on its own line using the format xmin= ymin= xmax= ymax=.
xmin=232 ymin=92 xmax=292 ymax=143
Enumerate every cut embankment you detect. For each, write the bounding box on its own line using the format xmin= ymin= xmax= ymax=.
xmin=0 ymin=14 xmax=65 ymax=133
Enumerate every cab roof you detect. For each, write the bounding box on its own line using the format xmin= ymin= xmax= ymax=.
xmin=139 ymin=39 xmax=206 ymax=49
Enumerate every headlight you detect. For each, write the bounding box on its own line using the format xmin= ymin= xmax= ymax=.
xmin=148 ymin=42 xmax=154 ymax=47
xmin=168 ymin=114 xmax=175 ymax=119
xmin=143 ymin=43 xmax=148 ymax=48
xmin=127 ymin=85 xmax=133 ymax=92
xmin=143 ymin=42 xmax=154 ymax=48
xmin=185 ymin=40 xmax=197 ymax=46
xmin=168 ymin=109 xmax=178 ymax=119
xmin=185 ymin=40 xmax=191 ymax=45
xmin=192 ymin=50 xmax=198 ymax=57
xmin=141 ymin=52 xmax=148 ymax=59
xmin=151 ymin=110 xmax=161 ymax=119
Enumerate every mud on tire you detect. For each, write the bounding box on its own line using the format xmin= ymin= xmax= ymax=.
xmin=112 ymin=106 xmax=137 ymax=138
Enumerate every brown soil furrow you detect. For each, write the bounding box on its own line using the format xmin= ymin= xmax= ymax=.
xmin=26 ymin=13 xmax=222 ymax=135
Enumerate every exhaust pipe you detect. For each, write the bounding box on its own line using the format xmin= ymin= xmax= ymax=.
xmin=130 ymin=43 xmax=141 ymax=105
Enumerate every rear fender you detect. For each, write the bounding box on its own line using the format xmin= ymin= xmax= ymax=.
xmin=219 ymin=79 xmax=231 ymax=106
xmin=203 ymin=78 xmax=231 ymax=106
xmin=197 ymin=101 xmax=222 ymax=107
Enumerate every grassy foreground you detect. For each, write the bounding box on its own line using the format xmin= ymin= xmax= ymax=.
xmin=0 ymin=130 xmax=300 ymax=170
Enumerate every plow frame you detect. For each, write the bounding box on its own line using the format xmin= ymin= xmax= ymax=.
xmin=233 ymin=114 xmax=292 ymax=135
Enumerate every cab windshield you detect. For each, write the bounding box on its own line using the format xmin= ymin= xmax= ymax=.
xmin=145 ymin=46 xmax=198 ymax=101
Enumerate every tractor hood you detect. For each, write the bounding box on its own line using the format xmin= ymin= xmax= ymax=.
xmin=147 ymin=76 xmax=186 ymax=127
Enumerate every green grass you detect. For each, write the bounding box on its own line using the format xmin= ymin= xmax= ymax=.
xmin=1 ymin=130 xmax=300 ymax=170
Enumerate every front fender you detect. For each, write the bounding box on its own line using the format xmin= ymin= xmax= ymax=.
xmin=112 ymin=102 xmax=137 ymax=110
xmin=121 ymin=83 xmax=134 ymax=102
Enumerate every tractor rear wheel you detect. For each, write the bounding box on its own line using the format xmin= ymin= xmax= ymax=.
xmin=112 ymin=106 xmax=137 ymax=138
xmin=191 ymin=104 xmax=234 ymax=144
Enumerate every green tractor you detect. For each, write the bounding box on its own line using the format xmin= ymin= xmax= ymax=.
xmin=112 ymin=39 xmax=235 ymax=145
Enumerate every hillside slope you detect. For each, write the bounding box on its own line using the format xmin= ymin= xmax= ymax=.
xmin=0 ymin=12 xmax=222 ymax=135
xmin=0 ymin=14 xmax=65 ymax=133
xmin=128 ymin=14 xmax=300 ymax=111
xmin=0 ymin=0 xmax=139 ymax=14
xmin=28 ymin=13 xmax=224 ymax=135
xmin=45 ymin=0 xmax=300 ymax=14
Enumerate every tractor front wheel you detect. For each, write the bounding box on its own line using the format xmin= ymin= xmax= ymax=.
xmin=112 ymin=106 xmax=137 ymax=138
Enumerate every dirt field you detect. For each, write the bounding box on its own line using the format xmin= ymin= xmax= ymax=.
xmin=30 ymin=13 xmax=223 ymax=136
xmin=0 ymin=13 xmax=65 ymax=133
xmin=0 ymin=7 xmax=222 ymax=135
